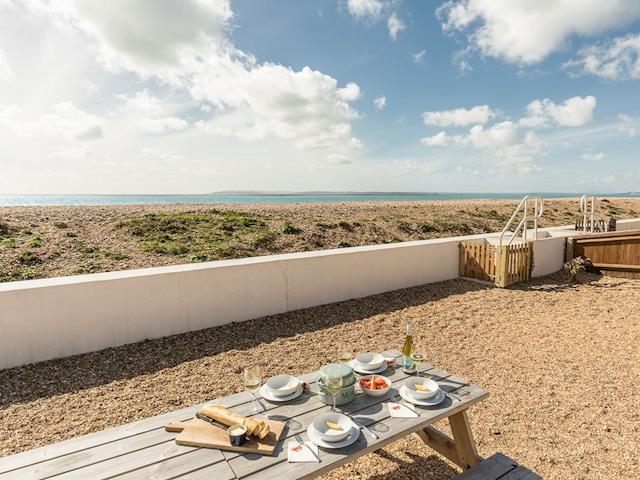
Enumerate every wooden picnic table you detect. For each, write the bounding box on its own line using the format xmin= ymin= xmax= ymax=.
xmin=0 ymin=350 xmax=488 ymax=480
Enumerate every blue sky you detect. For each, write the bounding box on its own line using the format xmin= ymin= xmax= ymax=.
xmin=0 ymin=0 xmax=639 ymax=193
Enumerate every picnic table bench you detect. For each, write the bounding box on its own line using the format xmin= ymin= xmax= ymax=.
xmin=0 ymin=350 xmax=489 ymax=479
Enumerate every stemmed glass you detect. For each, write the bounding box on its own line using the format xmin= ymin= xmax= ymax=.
xmin=324 ymin=364 xmax=344 ymax=412
xmin=410 ymin=341 xmax=426 ymax=378
xmin=242 ymin=366 xmax=262 ymax=414
xmin=337 ymin=343 xmax=352 ymax=364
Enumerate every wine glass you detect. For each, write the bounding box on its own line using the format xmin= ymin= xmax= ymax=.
xmin=242 ymin=366 xmax=262 ymax=414
xmin=337 ymin=343 xmax=352 ymax=364
xmin=410 ymin=341 xmax=426 ymax=378
xmin=324 ymin=365 xmax=344 ymax=412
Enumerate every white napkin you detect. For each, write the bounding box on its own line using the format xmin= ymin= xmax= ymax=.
xmin=387 ymin=401 xmax=419 ymax=418
xmin=287 ymin=440 xmax=320 ymax=463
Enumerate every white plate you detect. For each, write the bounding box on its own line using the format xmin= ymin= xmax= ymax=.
xmin=399 ymin=384 xmax=446 ymax=406
xmin=307 ymin=422 xmax=360 ymax=449
xmin=259 ymin=383 xmax=304 ymax=402
xmin=349 ymin=360 xmax=388 ymax=375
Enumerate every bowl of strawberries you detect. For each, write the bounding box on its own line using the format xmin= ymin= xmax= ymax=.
xmin=359 ymin=375 xmax=391 ymax=397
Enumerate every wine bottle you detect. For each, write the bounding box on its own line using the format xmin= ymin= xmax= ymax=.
xmin=402 ymin=322 xmax=416 ymax=374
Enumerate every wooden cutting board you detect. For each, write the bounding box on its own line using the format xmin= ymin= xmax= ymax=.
xmin=165 ymin=417 xmax=287 ymax=455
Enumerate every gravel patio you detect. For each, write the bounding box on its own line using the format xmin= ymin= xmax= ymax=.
xmin=1 ymin=272 xmax=639 ymax=479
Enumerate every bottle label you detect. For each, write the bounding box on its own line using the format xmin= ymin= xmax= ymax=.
xmin=402 ymin=355 xmax=416 ymax=373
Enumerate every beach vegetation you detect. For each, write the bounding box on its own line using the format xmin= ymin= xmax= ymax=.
xmin=1 ymin=238 xmax=17 ymax=248
xmin=338 ymin=241 xmax=351 ymax=248
xmin=419 ymin=223 xmax=438 ymax=233
xmin=315 ymin=222 xmax=335 ymax=230
xmin=338 ymin=221 xmax=353 ymax=231
xmin=65 ymin=231 xmax=78 ymax=238
xmin=27 ymin=234 xmax=44 ymax=248
xmin=117 ymin=209 xmax=276 ymax=260
xmin=282 ymin=222 xmax=302 ymax=234
xmin=19 ymin=250 xmax=40 ymax=265
xmin=397 ymin=221 xmax=413 ymax=233
xmin=103 ymin=250 xmax=129 ymax=261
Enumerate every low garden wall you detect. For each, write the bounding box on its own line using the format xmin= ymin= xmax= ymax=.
xmin=0 ymin=225 xmax=581 ymax=369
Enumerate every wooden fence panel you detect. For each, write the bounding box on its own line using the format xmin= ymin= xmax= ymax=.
xmin=459 ymin=241 xmax=532 ymax=287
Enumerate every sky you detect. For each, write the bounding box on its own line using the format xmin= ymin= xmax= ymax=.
xmin=0 ymin=0 xmax=639 ymax=194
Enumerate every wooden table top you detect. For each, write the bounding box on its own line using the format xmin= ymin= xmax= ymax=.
xmin=0 ymin=350 xmax=488 ymax=480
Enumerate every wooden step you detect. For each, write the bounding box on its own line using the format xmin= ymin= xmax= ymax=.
xmin=452 ymin=452 xmax=542 ymax=480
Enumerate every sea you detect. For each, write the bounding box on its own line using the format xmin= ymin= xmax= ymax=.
xmin=0 ymin=193 xmax=638 ymax=206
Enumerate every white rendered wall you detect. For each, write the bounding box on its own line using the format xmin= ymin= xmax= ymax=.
xmin=0 ymin=224 xmax=593 ymax=370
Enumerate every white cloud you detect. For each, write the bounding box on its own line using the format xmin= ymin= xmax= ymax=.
xmin=387 ymin=12 xmax=405 ymax=41
xmin=141 ymin=147 xmax=184 ymax=163
xmin=373 ymin=96 xmax=386 ymax=110
xmin=617 ymin=113 xmax=638 ymax=138
xmin=520 ymin=96 xmax=596 ymax=127
xmin=581 ymin=152 xmax=607 ymax=161
xmin=564 ymin=34 xmax=640 ymax=80
xmin=139 ymin=117 xmax=188 ymax=134
xmin=116 ymin=89 xmax=164 ymax=115
xmin=327 ymin=153 xmax=352 ymax=165
xmin=346 ymin=0 xmax=385 ymax=21
xmin=46 ymin=144 xmax=90 ymax=159
xmin=0 ymin=48 xmax=15 ymax=82
xmin=423 ymin=105 xmax=494 ymax=127
xmin=437 ymin=0 xmax=640 ymax=64
xmin=393 ymin=160 xmax=432 ymax=174
xmin=75 ymin=125 xmax=104 ymax=141
xmin=420 ymin=131 xmax=463 ymax=146
xmin=0 ymin=102 xmax=104 ymax=140
xmin=24 ymin=0 xmax=362 ymax=152
xmin=412 ymin=49 xmax=426 ymax=64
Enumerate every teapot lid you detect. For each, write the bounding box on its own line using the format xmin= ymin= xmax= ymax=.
xmin=318 ymin=363 xmax=355 ymax=382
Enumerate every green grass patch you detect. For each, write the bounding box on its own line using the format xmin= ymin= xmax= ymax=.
xmin=117 ymin=209 xmax=276 ymax=260
xmin=338 ymin=221 xmax=353 ymax=231
xmin=103 ymin=250 xmax=129 ymax=261
xmin=19 ymin=250 xmax=40 ymax=265
xmin=397 ymin=222 xmax=413 ymax=233
xmin=282 ymin=222 xmax=303 ymax=234
xmin=27 ymin=234 xmax=44 ymax=248
xmin=1 ymin=238 xmax=17 ymax=248
xmin=419 ymin=223 xmax=439 ymax=233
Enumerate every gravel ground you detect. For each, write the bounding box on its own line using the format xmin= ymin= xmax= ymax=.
xmin=2 ymin=198 xmax=639 ymax=282
xmin=1 ymin=273 xmax=639 ymax=479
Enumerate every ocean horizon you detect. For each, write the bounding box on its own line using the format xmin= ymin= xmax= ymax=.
xmin=1 ymin=192 xmax=639 ymax=206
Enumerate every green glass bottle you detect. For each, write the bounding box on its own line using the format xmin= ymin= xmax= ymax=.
xmin=402 ymin=322 xmax=416 ymax=374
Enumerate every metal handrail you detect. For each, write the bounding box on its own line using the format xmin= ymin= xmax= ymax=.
xmin=580 ymin=195 xmax=597 ymax=233
xmin=499 ymin=196 xmax=544 ymax=245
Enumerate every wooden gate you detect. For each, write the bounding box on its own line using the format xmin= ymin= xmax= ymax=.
xmin=459 ymin=241 xmax=533 ymax=287
xmin=569 ymin=229 xmax=640 ymax=275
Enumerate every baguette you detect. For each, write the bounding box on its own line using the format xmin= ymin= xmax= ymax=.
xmin=201 ymin=404 xmax=270 ymax=438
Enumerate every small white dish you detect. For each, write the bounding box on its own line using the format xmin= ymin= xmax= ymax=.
xmin=349 ymin=360 xmax=387 ymax=375
xmin=399 ymin=384 xmax=446 ymax=406
xmin=259 ymin=383 xmax=303 ymax=402
xmin=311 ymin=412 xmax=353 ymax=442
xmin=354 ymin=352 xmax=385 ymax=370
xmin=307 ymin=422 xmax=360 ymax=449
xmin=265 ymin=375 xmax=301 ymax=397
xmin=404 ymin=377 xmax=439 ymax=400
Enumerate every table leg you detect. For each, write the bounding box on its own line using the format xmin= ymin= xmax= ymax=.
xmin=448 ymin=409 xmax=480 ymax=469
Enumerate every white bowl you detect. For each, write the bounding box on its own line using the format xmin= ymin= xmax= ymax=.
xmin=359 ymin=375 xmax=391 ymax=397
xmin=265 ymin=375 xmax=300 ymax=397
xmin=311 ymin=412 xmax=352 ymax=442
xmin=404 ymin=377 xmax=439 ymax=400
xmin=355 ymin=352 xmax=385 ymax=370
